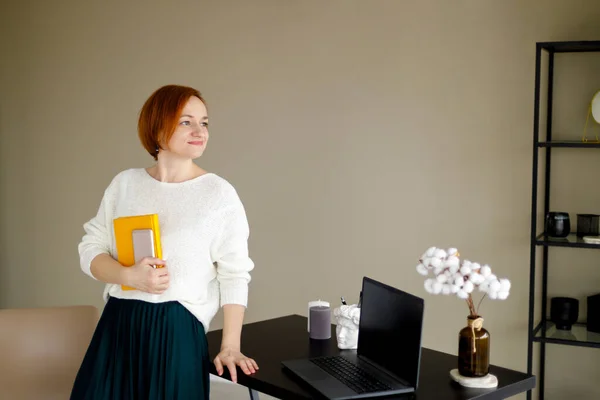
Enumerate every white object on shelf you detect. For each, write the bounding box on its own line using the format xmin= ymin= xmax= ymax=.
xmin=583 ymin=236 xmax=600 ymax=244
xmin=584 ymin=89 xmax=600 ymax=141
xmin=592 ymin=90 xmax=600 ymax=123
xmin=449 ymin=369 xmax=498 ymax=388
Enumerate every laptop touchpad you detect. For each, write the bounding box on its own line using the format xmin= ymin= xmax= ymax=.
xmin=300 ymin=365 xmax=330 ymax=381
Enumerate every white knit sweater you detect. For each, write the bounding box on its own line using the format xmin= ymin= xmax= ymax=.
xmin=78 ymin=168 xmax=254 ymax=331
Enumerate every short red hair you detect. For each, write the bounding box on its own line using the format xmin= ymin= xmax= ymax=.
xmin=138 ymin=84 xmax=206 ymax=160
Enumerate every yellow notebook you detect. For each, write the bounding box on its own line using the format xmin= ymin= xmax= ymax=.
xmin=113 ymin=214 xmax=163 ymax=291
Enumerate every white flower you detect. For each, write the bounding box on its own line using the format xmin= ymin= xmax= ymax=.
xmin=477 ymin=273 xmax=487 ymax=285
xmin=460 ymin=265 xmax=471 ymax=276
xmin=463 ymin=280 xmax=474 ymax=293
xmin=424 ymin=279 xmax=435 ymax=294
xmin=480 ymin=265 xmax=492 ymax=277
xmin=448 ymin=263 xmax=460 ymax=274
xmin=497 ymin=291 xmax=509 ymax=300
xmin=416 ymin=246 xmax=511 ymax=303
xmin=434 ymin=248 xmax=447 ymax=258
xmin=479 ymin=276 xmax=511 ymax=301
xmin=489 ymin=279 xmax=501 ymax=293
xmin=445 ymin=256 xmax=460 ymax=269
xmin=442 ymin=284 xmax=452 ymax=295
xmin=479 ymin=281 xmax=490 ymax=292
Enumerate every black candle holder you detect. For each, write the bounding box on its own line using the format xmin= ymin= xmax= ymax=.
xmin=577 ymin=214 xmax=600 ymax=237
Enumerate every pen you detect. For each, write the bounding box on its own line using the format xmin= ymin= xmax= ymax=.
xmin=341 ymin=296 xmax=347 ymax=305
xmin=357 ymin=291 xmax=362 ymax=308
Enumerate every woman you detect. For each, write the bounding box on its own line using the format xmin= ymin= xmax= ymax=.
xmin=71 ymin=84 xmax=258 ymax=399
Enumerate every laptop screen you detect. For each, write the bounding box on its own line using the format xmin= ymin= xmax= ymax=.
xmin=357 ymin=277 xmax=424 ymax=388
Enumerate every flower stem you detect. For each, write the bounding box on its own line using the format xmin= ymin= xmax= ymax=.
xmin=476 ymin=293 xmax=487 ymax=315
xmin=466 ymin=294 xmax=477 ymax=317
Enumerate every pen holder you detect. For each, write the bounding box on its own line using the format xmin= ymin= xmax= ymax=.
xmin=333 ymin=304 xmax=361 ymax=349
xmin=309 ymin=303 xmax=331 ymax=340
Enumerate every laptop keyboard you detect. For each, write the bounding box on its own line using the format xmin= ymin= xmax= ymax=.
xmin=309 ymin=356 xmax=393 ymax=394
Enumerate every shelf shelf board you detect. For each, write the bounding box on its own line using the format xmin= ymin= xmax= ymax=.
xmin=539 ymin=40 xmax=600 ymax=53
xmin=536 ymin=233 xmax=600 ymax=249
xmin=537 ymin=140 xmax=600 ymax=148
xmin=533 ymin=321 xmax=600 ymax=349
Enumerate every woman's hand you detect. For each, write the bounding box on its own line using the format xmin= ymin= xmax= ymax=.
xmin=123 ymin=257 xmax=169 ymax=294
xmin=213 ymin=347 xmax=259 ymax=383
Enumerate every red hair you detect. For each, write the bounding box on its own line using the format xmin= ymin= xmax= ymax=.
xmin=138 ymin=85 xmax=206 ymax=160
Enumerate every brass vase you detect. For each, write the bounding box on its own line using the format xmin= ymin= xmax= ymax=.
xmin=458 ymin=315 xmax=490 ymax=377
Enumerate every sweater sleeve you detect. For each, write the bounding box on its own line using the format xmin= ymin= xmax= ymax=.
xmin=212 ymin=189 xmax=254 ymax=308
xmin=77 ymin=181 xmax=116 ymax=280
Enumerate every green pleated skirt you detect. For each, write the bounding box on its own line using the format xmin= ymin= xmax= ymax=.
xmin=70 ymin=297 xmax=210 ymax=400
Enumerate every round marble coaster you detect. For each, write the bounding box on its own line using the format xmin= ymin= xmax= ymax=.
xmin=449 ymin=369 xmax=498 ymax=388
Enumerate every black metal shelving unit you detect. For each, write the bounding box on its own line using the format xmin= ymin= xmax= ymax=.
xmin=528 ymin=40 xmax=600 ymax=400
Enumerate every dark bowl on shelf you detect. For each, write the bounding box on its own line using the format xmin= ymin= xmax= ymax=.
xmin=550 ymin=297 xmax=579 ymax=330
xmin=546 ymin=212 xmax=571 ymax=238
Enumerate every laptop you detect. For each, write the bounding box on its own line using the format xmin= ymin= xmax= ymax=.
xmin=282 ymin=276 xmax=425 ymax=399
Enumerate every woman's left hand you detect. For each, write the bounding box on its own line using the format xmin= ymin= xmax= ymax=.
xmin=213 ymin=347 xmax=259 ymax=383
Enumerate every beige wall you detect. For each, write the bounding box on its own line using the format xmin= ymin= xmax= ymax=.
xmin=1 ymin=0 xmax=600 ymax=398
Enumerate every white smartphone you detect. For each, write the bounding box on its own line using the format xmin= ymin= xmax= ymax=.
xmin=132 ymin=229 xmax=156 ymax=267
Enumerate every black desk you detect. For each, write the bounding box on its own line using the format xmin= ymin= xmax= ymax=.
xmin=207 ymin=315 xmax=535 ymax=400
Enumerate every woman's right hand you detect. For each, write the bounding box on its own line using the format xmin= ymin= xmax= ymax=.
xmin=123 ymin=257 xmax=170 ymax=294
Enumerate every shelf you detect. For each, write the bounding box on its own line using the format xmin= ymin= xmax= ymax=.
xmin=527 ymin=39 xmax=600 ymax=399
xmin=537 ymin=140 xmax=600 ymax=148
xmin=538 ymin=40 xmax=600 ymax=53
xmin=533 ymin=321 xmax=600 ymax=349
xmin=536 ymin=233 xmax=600 ymax=249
